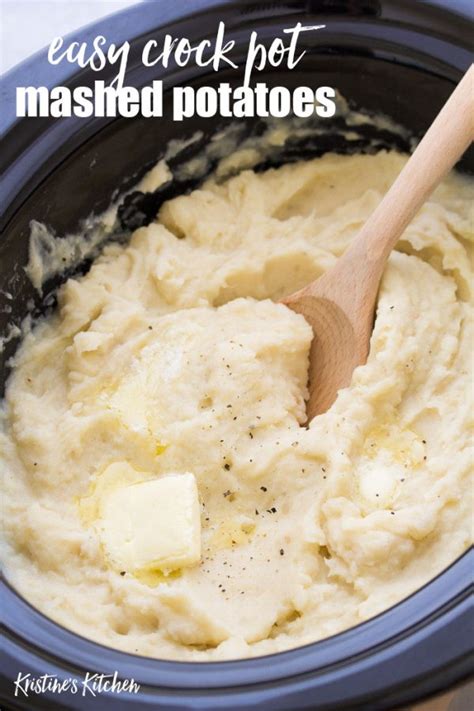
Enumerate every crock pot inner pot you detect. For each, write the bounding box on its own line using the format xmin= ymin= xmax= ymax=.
xmin=1 ymin=2 xmax=473 ymax=710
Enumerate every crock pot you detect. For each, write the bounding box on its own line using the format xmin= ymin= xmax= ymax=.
xmin=1 ymin=1 xmax=473 ymax=709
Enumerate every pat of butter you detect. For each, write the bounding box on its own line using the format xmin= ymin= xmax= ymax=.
xmin=98 ymin=473 xmax=201 ymax=574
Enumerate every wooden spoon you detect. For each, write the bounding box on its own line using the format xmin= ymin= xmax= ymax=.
xmin=282 ymin=65 xmax=474 ymax=423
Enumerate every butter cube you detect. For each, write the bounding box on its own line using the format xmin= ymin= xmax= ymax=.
xmin=98 ymin=473 xmax=201 ymax=574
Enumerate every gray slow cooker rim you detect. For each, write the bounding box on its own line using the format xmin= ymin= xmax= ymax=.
xmin=1 ymin=0 xmax=473 ymax=150
xmin=1 ymin=0 xmax=473 ymax=226
xmin=1 ymin=548 xmax=473 ymax=708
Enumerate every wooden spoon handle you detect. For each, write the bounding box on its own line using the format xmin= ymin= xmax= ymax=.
xmin=347 ymin=64 xmax=474 ymax=266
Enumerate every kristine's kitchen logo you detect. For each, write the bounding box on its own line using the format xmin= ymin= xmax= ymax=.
xmin=14 ymin=671 xmax=140 ymax=698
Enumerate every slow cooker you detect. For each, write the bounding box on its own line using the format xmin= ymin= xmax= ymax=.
xmin=1 ymin=1 xmax=473 ymax=708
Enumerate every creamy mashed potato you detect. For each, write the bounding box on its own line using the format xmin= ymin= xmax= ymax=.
xmin=1 ymin=151 xmax=473 ymax=660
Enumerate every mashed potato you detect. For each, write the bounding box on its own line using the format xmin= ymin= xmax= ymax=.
xmin=1 ymin=151 xmax=472 ymax=660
